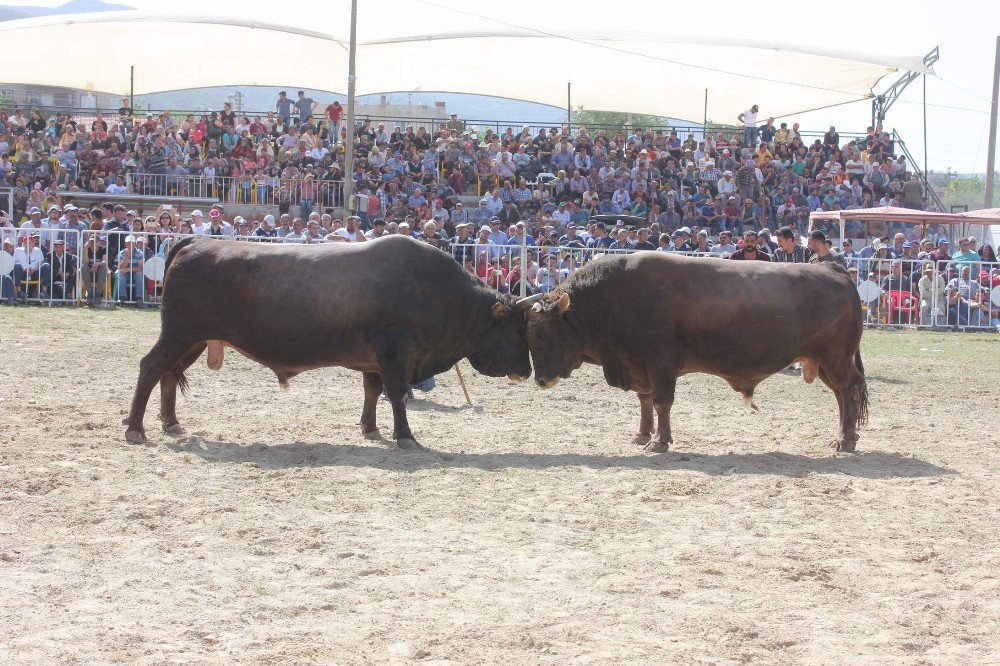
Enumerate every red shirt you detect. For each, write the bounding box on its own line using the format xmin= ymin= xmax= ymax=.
xmin=326 ymin=104 xmax=343 ymax=121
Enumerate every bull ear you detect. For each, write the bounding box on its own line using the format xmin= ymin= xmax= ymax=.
xmin=556 ymin=293 xmax=571 ymax=314
xmin=491 ymin=302 xmax=509 ymax=320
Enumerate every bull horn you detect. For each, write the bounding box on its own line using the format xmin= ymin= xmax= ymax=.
xmin=515 ymin=293 xmax=546 ymax=310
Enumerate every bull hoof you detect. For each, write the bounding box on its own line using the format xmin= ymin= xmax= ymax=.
xmin=631 ymin=433 xmax=652 ymax=447
xmin=362 ymin=428 xmax=382 ymax=441
xmin=832 ymin=435 xmax=859 ymax=453
xmin=125 ymin=429 xmax=147 ymax=445
xmin=162 ymin=423 xmax=186 ymax=435
xmin=643 ymin=439 xmax=671 ymax=453
xmin=396 ymin=438 xmax=425 ymax=451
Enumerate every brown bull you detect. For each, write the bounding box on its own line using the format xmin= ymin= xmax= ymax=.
xmin=522 ymin=252 xmax=869 ymax=452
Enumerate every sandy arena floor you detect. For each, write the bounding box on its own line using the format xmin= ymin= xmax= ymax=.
xmin=1 ymin=308 xmax=998 ymax=664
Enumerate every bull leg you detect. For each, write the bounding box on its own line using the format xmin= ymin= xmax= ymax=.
xmin=372 ymin=333 xmax=423 ymax=450
xmin=125 ymin=337 xmax=195 ymax=444
xmin=817 ymin=368 xmax=845 ymax=435
xmin=631 ymin=392 xmax=654 ymax=447
xmin=645 ymin=369 xmax=678 ymax=454
xmin=159 ymin=342 xmax=207 ymax=434
xmin=818 ymin=356 xmax=868 ymax=453
xmin=360 ymin=371 xmax=384 ymax=440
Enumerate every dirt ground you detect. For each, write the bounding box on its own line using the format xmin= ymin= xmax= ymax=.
xmin=1 ymin=308 xmax=998 ymax=664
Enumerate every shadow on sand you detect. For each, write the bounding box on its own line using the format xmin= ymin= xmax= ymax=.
xmin=163 ymin=436 xmax=953 ymax=481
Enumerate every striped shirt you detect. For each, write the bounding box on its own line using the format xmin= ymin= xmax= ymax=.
xmin=773 ymin=246 xmax=811 ymax=263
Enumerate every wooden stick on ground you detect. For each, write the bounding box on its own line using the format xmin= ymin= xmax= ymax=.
xmin=454 ymin=363 xmax=473 ymax=406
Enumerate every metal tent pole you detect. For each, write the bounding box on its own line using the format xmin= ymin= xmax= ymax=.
xmin=343 ymin=0 xmax=358 ymax=215
xmin=923 ymin=73 xmax=929 ymax=194
xmin=566 ymin=82 xmax=572 ymax=131
xmin=985 ymin=35 xmax=1000 ymax=208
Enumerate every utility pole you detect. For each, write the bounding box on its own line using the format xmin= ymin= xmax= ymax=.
xmin=985 ymin=35 xmax=999 ymax=208
xmin=566 ymin=82 xmax=572 ymax=131
xmin=343 ymin=0 xmax=358 ymax=214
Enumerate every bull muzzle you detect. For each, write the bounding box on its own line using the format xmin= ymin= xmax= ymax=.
xmin=507 ymin=374 xmax=528 ymax=383
xmin=535 ymin=377 xmax=560 ymax=389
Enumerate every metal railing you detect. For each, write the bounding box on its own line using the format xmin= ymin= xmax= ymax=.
xmin=3 ymin=232 xmax=998 ymax=334
xmin=123 ymin=173 xmax=345 ymax=209
xmin=847 ymin=256 xmax=999 ymax=331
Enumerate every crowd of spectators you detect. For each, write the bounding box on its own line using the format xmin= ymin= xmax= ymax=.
xmin=1 ymin=95 xmax=930 ymax=230
xmin=1 ymin=95 xmax=997 ymax=329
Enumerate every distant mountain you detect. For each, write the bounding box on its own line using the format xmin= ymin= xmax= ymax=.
xmin=0 ymin=0 xmax=133 ymax=21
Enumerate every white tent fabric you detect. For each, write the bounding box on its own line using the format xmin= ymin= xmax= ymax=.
xmin=0 ymin=10 xmax=931 ymax=122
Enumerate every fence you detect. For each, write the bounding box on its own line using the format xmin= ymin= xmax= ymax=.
xmin=123 ymin=173 xmax=346 ymax=210
xmin=847 ymin=255 xmax=1000 ymax=331
xmin=2 ymin=232 xmax=998 ymax=333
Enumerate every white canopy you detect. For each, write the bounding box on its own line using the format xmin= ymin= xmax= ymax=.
xmin=0 ymin=9 xmax=932 ymax=122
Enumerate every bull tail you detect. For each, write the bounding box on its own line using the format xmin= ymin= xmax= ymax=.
xmin=173 ymin=366 xmax=190 ymax=397
xmin=164 ymin=235 xmax=199 ymax=283
xmin=854 ymin=348 xmax=869 ymax=428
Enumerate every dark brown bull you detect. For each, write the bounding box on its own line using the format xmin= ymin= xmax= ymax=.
xmin=522 ymin=252 xmax=868 ymax=452
xmin=124 ymin=235 xmax=532 ymax=449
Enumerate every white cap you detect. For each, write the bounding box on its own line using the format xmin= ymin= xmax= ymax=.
xmin=233 ymin=215 xmax=245 ymax=226
xmin=191 ymin=209 xmax=204 ymax=218
xmin=263 ymin=214 xmax=275 ymax=225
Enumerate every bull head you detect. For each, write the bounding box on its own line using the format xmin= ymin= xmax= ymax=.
xmin=515 ymin=292 xmax=571 ymax=314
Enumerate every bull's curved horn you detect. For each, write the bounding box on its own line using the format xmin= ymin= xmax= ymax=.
xmin=515 ymin=293 xmax=546 ymax=310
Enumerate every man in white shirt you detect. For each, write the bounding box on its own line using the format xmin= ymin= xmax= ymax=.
xmin=552 ymin=202 xmax=572 ymax=227
xmin=13 ymin=234 xmax=49 ymax=300
xmin=330 ymin=215 xmax=367 ymax=242
xmin=738 ymin=104 xmax=759 ymax=148
xmin=106 ymin=176 xmax=129 ymax=195
xmin=710 ymin=230 xmax=737 ymax=255
xmin=364 ymin=218 xmax=389 ymax=239
xmin=189 ymin=210 xmax=206 ymax=235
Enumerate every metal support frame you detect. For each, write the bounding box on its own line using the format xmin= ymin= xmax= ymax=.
xmin=985 ymin=36 xmax=999 ymax=208
xmin=871 ymin=46 xmax=939 ymax=129
xmin=343 ymin=0 xmax=358 ymax=213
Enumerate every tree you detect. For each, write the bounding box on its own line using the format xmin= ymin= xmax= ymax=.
xmin=571 ymin=107 xmax=671 ymax=132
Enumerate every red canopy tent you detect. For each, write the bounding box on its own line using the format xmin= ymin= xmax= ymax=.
xmin=809 ymin=206 xmax=970 ymax=245
xmin=959 ymin=209 xmax=1000 ymax=252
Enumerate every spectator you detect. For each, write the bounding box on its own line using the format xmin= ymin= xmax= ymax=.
xmin=881 ymin=260 xmax=914 ymax=294
xmin=44 ymin=238 xmax=77 ymax=301
xmin=738 ymin=104 xmax=759 ymax=147
xmin=773 ymin=226 xmax=810 ymax=263
xmin=204 ymin=209 xmax=234 ymax=237
xmin=950 ymin=237 xmax=980 ymax=271
xmin=662 ymin=230 xmax=692 ymax=253
xmin=325 ymin=100 xmax=344 ymax=144
xmin=947 ymin=265 xmax=984 ymax=327
xmin=711 ymin=230 xmax=737 ymax=255
xmin=729 ymin=230 xmax=769 ymax=261
xmin=115 ymin=235 xmax=146 ymax=307
xmin=12 ymin=234 xmax=48 ymax=301
xmin=535 ymin=250 xmax=569 ymax=293
xmin=292 ymin=91 xmax=316 ymax=124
